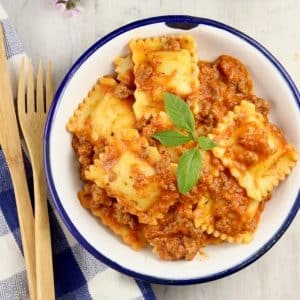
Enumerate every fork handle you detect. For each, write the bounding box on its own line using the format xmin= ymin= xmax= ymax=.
xmin=0 ymin=25 xmax=36 ymax=299
xmin=8 ymin=160 xmax=37 ymax=300
xmin=32 ymin=160 xmax=55 ymax=300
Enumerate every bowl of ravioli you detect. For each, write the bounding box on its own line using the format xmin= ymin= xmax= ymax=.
xmin=44 ymin=16 xmax=300 ymax=284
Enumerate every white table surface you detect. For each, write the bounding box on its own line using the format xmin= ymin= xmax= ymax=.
xmin=2 ymin=0 xmax=299 ymax=299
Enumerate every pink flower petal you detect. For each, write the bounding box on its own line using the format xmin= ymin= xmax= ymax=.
xmin=55 ymin=3 xmax=67 ymax=12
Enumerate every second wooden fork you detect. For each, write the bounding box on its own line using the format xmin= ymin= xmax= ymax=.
xmin=18 ymin=60 xmax=55 ymax=300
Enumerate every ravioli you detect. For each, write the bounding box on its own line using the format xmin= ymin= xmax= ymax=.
xmin=78 ymin=183 xmax=146 ymax=250
xmin=85 ymin=129 xmax=178 ymax=224
xmin=66 ymin=77 xmax=135 ymax=142
xmin=91 ymin=206 xmax=146 ymax=250
xmin=209 ymin=100 xmax=298 ymax=201
xmin=193 ymin=193 xmax=263 ymax=243
xmin=130 ymin=35 xmax=199 ymax=120
xmin=190 ymin=152 xmax=260 ymax=243
xmin=67 ymin=34 xmax=299 ymax=260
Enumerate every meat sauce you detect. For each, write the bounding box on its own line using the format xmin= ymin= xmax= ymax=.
xmin=187 ymin=55 xmax=269 ymax=135
xmin=75 ymin=55 xmax=270 ymax=260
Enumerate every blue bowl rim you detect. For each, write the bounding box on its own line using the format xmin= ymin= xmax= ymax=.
xmin=44 ymin=15 xmax=300 ymax=285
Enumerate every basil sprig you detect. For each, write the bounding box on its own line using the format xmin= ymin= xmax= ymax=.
xmin=152 ymin=130 xmax=192 ymax=147
xmin=152 ymin=92 xmax=216 ymax=194
xmin=164 ymin=92 xmax=195 ymax=132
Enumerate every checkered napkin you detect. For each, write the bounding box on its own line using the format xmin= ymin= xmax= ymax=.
xmin=0 ymin=5 xmax=155 ymax=300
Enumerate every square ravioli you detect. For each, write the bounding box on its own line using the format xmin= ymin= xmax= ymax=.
xmin=193 ymin=185 xmax=263 ymax=243
xmin=66 ymin=77 xmax=135 ymax=142
xmin=85 ymin=129 xmax=179 ymax=225
xmin=209 ymin=100 xmax=298 ymax=201
xmin=129 ymin=35 xmax=199 ymax=120
xmin=191 ymin=152 xmax=262 ymax=243
xmin=78 ymin=182 xmax=146 ymax=250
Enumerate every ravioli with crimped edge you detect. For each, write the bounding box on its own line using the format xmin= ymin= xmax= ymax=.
xmin=192 ymin=153 xmax=266 ymax=244
xmin=209 ymin=100 xmax=298 ymax=201
xmin=66 ymin=34 xmax=298 ymax=261
xmin=67 ymin=77 xmax=135 ymax=142
xmin=130 ymin=35 xmax=199 ymax=120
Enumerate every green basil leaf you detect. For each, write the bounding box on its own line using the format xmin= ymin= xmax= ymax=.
xmin=198 ymin=136 xmax=217 ymax=150
xmin=164 ymin=92 xmax=195 ymax=132
xmin=177 ymin=148 xmax=202 ymax=193
xmin=152 ymin=130 xmax=193 ymax=147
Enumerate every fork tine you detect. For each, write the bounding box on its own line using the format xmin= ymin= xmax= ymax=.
xmin=27 ymin=60 xmax=35 ymax=113
xmin=36 ymin=60 xmax=44 ymax=113
xmin=18 ymin=58 xmax=25 ymax=115
xmin=46 ymin=62 xmax=53 ymax=111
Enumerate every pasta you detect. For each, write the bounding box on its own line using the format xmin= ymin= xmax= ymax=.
xmin=130 ymin=35 xmax=199 ymax=120
xmin=192 ymin=171 xmax=264 ymax=243
xmin=67 ymin=34 xmax=298 ymax=260
xmin=78 ymin=182 xmax=146 ymax=249
xmin=209 ymin=100 xmax=298 ymax=201
xmin=84 ymin=128 xmax=179 ymax=225
xmin=67 ymin=77 xmax=135 ymax=142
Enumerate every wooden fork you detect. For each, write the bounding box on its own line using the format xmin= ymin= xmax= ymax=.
xmin=18 ymin=60 xmax=55 ymax=300
xmin=0 ymin=26 xmax=36 ymax=300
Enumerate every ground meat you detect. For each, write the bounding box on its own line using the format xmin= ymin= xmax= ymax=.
xmin=223 ymin=92 xmax=245 ymax=111
xmin=235 ymin=150 xmax=259 ymax=166
xmin=163 ymin=37 xmax=181 ymax=51
xmin=151 ymin=236 xmax=200 ymax=260
xmin=209 ymin=171 xmax=249 ymax=212
xmin=154 ymin=152 xmax=171 ymax=175
xmin=216 ymin=55 xmax=253 ymax=94
xmin=145 ymin=204 xmax=207 ymax=260
xmin=78 ymin=182 xmax=138 ymax=229
xmin=153 ymin=152 xmax=178 ymax=192
xmin=72 ymin=135 xmax=94 ymax=179
xmin=199 ymin=61 xmax=218 ymax=80
xmin=101 ymin=145 xmax=120 ymax=170
xmin=78 ymin=182 xmax=113 ymax=209
xmin=93 ymin=141 xmax=105 ymax=160
xmin=214 ymin=210 xmax=243 ymax=236
xmin=133 ymin=171 xmax=147 ymax=189
xmin=196 ymin=96 xmax=212 ymax=120
xmin=248 ymin=95 xmax=270 ymax=117
xmin=72 ymin=135 xmax=92 ymax=158
xmin=238 ymin=124 xmax=270 ymax=154
xmin=72 ymin=134 xmax=106 ymax=179
xmin=141 ymin=115 xmax=172 ymax=137
xmin=135 ymin=62 xmax=153 ymax=85
xmin=206 ymin=170 xmax=260 ymax=236
xmin=210 ymin=156 xmax=225 ymax=172
xmin=114 ymin=84 xmax=133 ymax=99
xmin=112 ymin=203 xmax=138 ymax=230
xmin=188 ymin=55 xmax=270 ymax=135
xmin=189 ymin=59 xmax=244 ymax=131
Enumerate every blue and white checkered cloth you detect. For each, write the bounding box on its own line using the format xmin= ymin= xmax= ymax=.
xmin=0 ymin=5 xmax=155 ymax=300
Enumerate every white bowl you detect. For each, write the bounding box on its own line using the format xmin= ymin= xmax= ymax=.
xmin=44 ymin=16 xmax=300 ymax=284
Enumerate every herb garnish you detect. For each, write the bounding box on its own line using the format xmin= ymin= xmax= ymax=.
xmin=152 ymin=92 xmax=216 ymax=193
